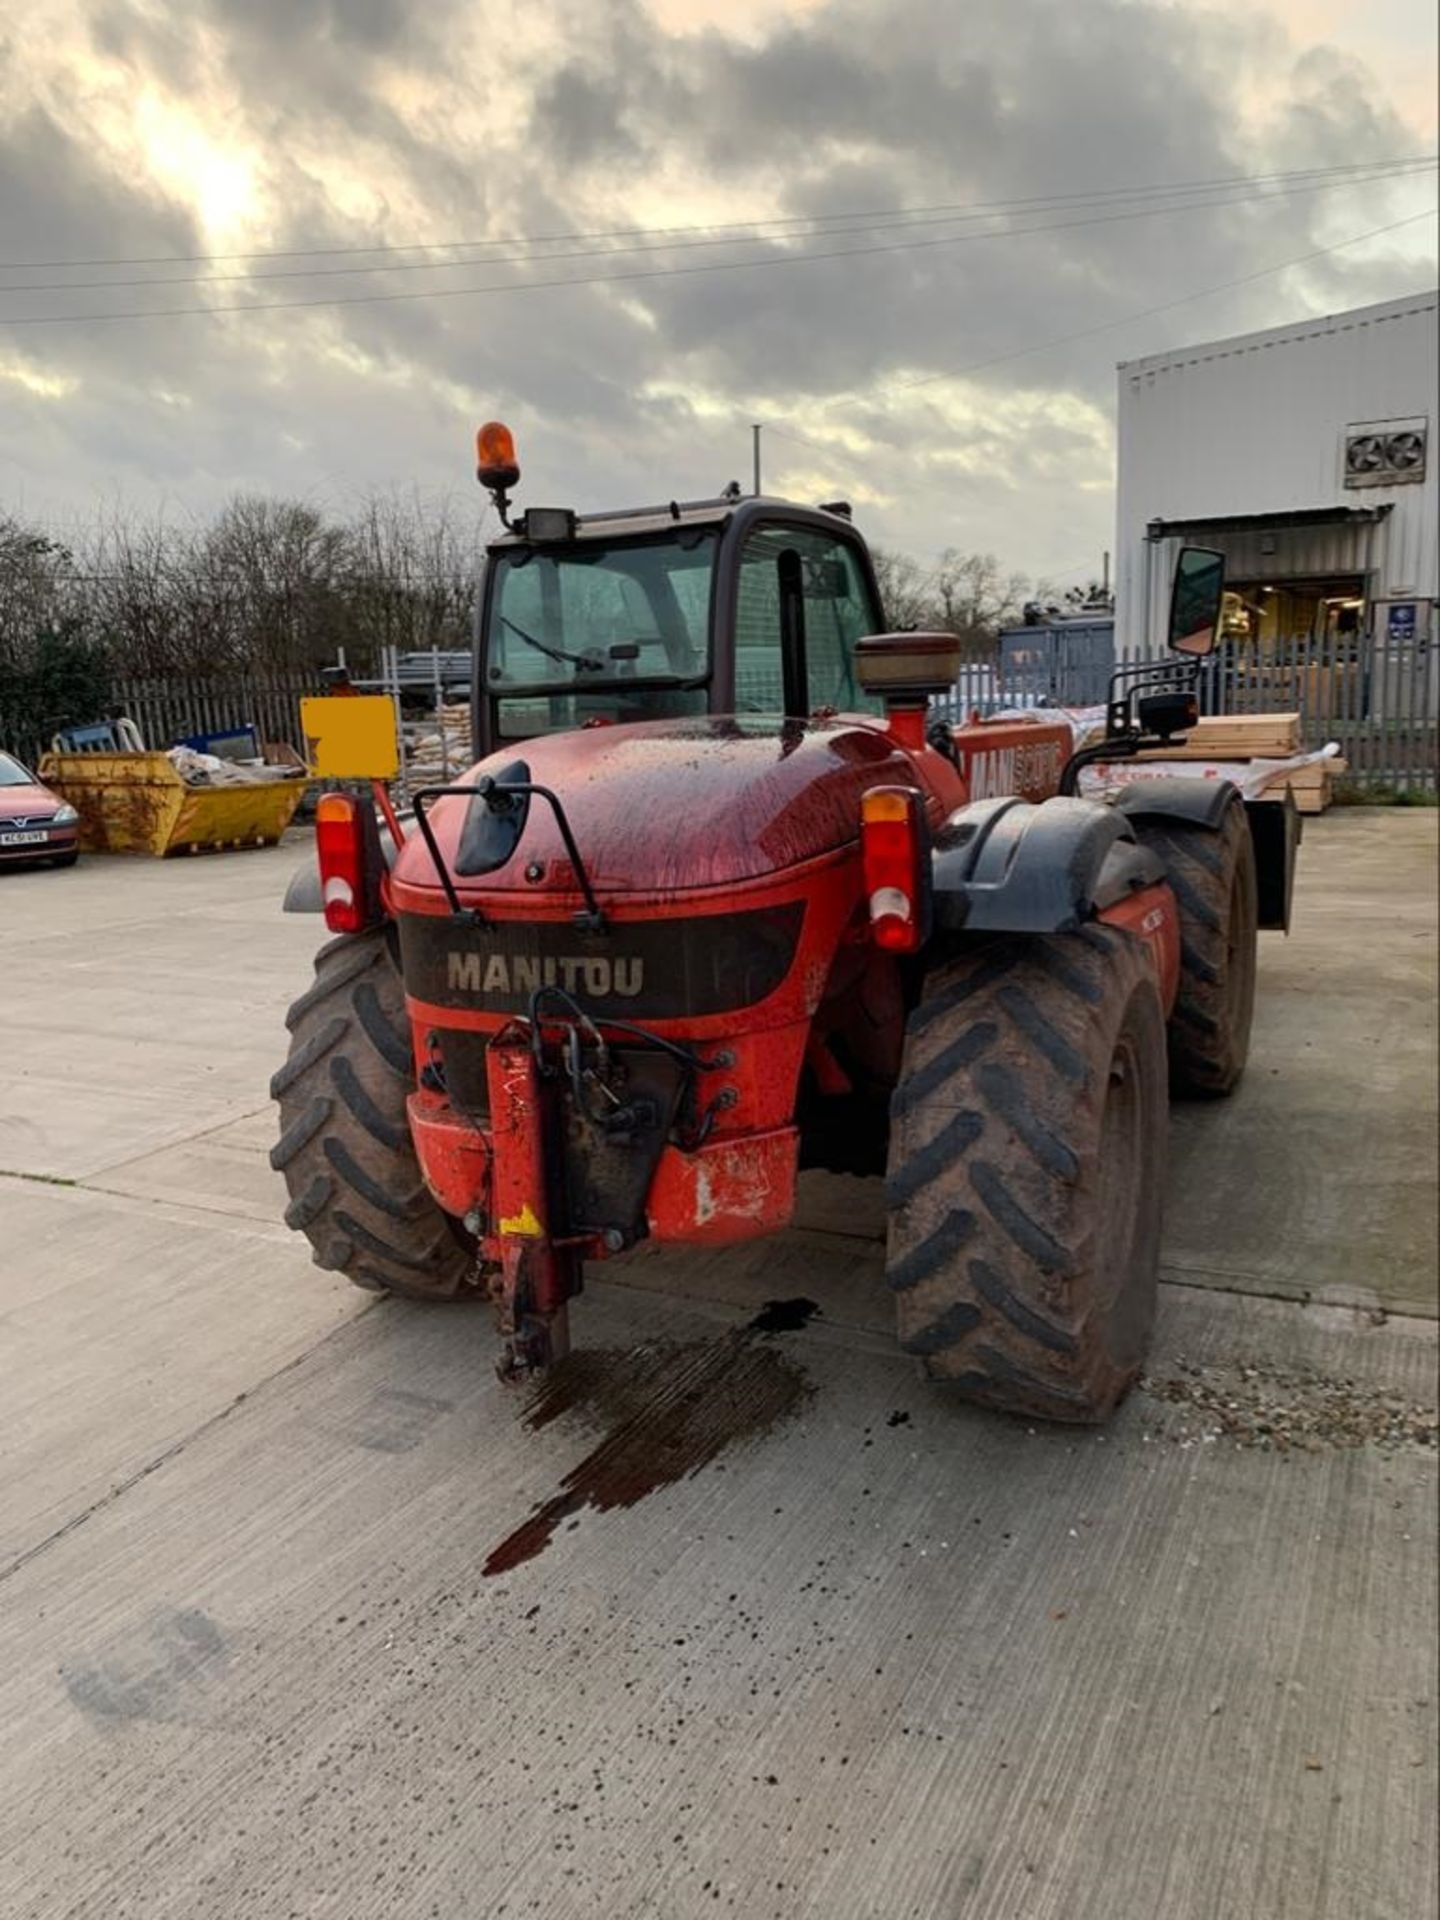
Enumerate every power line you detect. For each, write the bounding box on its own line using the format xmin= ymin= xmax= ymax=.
xmin=895 ymin=209 xmax=1438 ymax=391
xmin=5 ymin=159 xmax=1432 ymax=296
xmin=758 ymin=210 xmax=1437 ymax=462
xmin=4 ymin=175 xmax=1434 ymax=329
xmin=0 ymin=154 xmax=1430 ymax=276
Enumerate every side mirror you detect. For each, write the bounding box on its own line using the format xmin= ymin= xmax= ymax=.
xmin=1167 ymin=546 xmax=1226 ymax=656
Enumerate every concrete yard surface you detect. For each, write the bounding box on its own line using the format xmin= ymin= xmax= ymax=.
xmin=0 ymin=812 xmax=1436 ymax=1918
xmin=1165 ymin=810 xmax=1439 ymax=1319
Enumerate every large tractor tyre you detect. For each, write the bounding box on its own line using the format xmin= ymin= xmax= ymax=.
xmin=270 ymin=929 xmax=480 ymax=1302
xmin=885 ymin=925 xmax=1168 ymax=1424
xmin=1135 ymin=799 xmax=1258 ymax=1098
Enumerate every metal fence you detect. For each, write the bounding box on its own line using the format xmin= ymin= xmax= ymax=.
xmin=4 ymin=668 xmax=320 ymax=769
xmin=937 ymin=634 xmax=1438 ymax=792
xmin=10 ymin=638 xmax=1435 ymax=794
xmin=1197 ymin=636 xmax=1437 ymax=792
xmin=109 ymin=669 xmax=319 ymax=757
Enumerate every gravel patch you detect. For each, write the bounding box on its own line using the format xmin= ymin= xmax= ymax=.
xmin=1140 ymin=1358 xmax=1439 ymax=1453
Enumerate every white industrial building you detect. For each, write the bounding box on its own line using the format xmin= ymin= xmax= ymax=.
xmin=1115 ymin=293 xmax=1437 ymax=666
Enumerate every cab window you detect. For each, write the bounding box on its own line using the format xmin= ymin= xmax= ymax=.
xmin=487 ymin=531 xmax=714 ymax=738
xmin=732 ymin=526 xmax=883 ymax=715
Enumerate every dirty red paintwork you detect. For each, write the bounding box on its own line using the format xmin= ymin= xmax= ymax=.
xmin=389 ymin=705 xmax=1181 ymax=1342
xmin=392 ymin=712 xmax=1073 ymax=909
xmin=646 ymin=1127 xmax=799 ymax=1244
xmin=389 ymin=716 xmax=959 ymax=905
xmin=406 ymin=1088 xmax=490 ymax=1218
xmin=1097 ymin=881 xmax=1182 ymax=1013
xmin=950 ymin=713 xmax=1072 ymax=803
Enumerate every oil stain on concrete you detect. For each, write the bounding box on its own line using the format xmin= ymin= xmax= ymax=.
xmin=482 ymin=1302 xmax=819 ymax=1577
xmin=62 ymin=1605 xmax=229 ymax=1723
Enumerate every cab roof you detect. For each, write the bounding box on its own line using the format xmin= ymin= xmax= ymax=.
xmin=486 ymin=493 xmax=854 ymax=555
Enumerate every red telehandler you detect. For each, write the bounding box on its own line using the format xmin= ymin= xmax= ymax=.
xmin=273 ymin=424 xmax=1296 ymax=1421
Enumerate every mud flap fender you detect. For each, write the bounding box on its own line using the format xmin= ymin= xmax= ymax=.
xmin=1111 ymin=776 xmax=1298 ymax=931
xmin=931 ymin=795 xmax=1164 ymax=935
xmin=1244 ymin=791 xmax=1301 ymax=932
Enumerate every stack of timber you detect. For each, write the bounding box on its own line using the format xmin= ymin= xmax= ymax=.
xmin=1137 ymin=712 xmax=1343 ymax=814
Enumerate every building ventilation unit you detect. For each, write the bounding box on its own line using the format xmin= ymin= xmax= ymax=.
xmin=1344 ymin=419 xmax=1428 ymax=488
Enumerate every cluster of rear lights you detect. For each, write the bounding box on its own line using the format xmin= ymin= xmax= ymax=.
xmin=315 ymin=792 xmax=382 ymax=934
xmin=860 ymin=786 xmax=931 ymax=953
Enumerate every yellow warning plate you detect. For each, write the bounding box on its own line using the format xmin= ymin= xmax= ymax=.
xmin=300 ymin=695 xmax=399 ymax=779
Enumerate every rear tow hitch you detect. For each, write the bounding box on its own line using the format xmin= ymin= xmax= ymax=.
xmin=482 ymin=994 xmax=724 ymax=1380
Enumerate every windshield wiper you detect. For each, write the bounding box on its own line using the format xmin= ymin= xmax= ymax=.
xmin=500 ymin=614 xmax=605 ymax=675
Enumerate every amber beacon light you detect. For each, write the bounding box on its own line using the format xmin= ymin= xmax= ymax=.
xmin=475 ymin=420 xmax=521 ymax=492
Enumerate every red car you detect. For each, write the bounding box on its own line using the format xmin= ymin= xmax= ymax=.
xmin=0 ymin=752 xmax=80 ymax=867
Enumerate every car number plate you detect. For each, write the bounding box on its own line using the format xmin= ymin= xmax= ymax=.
xmin=0 ymin=830 xmax=48 ymax=846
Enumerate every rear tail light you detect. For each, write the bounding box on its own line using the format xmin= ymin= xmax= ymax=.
xmin=861 ymin=786 xmax=931 ymax=953
xmin=316 ymin=792 xmax=384 ymax=934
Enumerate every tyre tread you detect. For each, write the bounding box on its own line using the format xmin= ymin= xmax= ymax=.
xmin=885 ymin=927 xmax=1167 ymax=1423
xmin=271 ymin=931 xmax=477 ymax=1303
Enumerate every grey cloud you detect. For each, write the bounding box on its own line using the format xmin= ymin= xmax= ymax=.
xmin=0 ymin=106 xmax=198 ymax=270
xmin=0 ymin=0 xmax=1431 ymax=573
xmin=529 ymin=65 xmax=642 ymax=168
xmin=202 ymin=0 xmax=424 ymax=55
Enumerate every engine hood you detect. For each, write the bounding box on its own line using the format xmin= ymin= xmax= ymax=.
xmin=391 ymin=716 xmax=921 ymax=903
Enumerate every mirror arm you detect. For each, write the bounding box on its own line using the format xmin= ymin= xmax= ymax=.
xmin=1059 ymin=655 xmax=1204 ymax=798
xmin=1058 ymin=723 xmax=1195 ymax=799
xmin=1103 ymin=654 xmax=1203 ymax=739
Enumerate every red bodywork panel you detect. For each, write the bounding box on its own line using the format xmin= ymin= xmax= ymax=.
xmin=407 ymin=1088 xmax=489 ymax=1218
xmin=388 ymin=709 xmax=1172 ymax=1276
xmin=392 ymin=717 xmax=937 ymax=902
xmin=950 ymin=713 xmax=1071 ymax=803
xmin=647 ymin=1129 xmax=800 ymax=1244
xmin=1097 ymin=882 xmax=1181 ymax=1013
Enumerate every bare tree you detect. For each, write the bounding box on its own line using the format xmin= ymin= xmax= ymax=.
xmin=870 ymin=544 xmax=1035 ymax=660
xmin=870 ymin=546 xmax=936 ymax=632
xmin=932 ymin=550 xmax=1031 ymax=651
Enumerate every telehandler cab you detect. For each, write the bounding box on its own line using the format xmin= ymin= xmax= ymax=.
xmin=273 ymin=422 xmax=1295 ymax=1422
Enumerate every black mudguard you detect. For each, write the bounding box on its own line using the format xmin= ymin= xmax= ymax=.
xmin=931 ymin=796 xmax=1164 ymax=934
xmin=1112 ymin=776 xmax=1299 ymax=931
xmin=1244 ymin=791 xmax=1301 ymax=932
xmin=1111 ymin=775 xmax=1238 ymax=832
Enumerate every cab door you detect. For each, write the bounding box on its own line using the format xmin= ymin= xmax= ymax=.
xmin=725 ymin=520 xmax=885 ymax=718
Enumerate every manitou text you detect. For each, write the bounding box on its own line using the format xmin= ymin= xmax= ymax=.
xmin=447 ymin=951 xmax=646 ymax=998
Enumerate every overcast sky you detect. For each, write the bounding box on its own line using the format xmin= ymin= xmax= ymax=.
xmin=1 ymin=0 xmax=1435 ymax=585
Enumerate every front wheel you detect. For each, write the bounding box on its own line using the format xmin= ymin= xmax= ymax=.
xmin=884 ymin=924 xmax=1168 ymax=1423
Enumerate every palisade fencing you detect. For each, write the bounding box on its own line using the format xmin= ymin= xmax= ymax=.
xmin=13 ymin=641 xmax=1436 ymax=795
xmin=1196 ymin=635 xmax=1437 ymax=792
xmin=939 ymin=634 xmax=1438 ymax=792
xmin=5 ymin=668 xmax=321 ymax=768
xmin=109 ymin=669 xmax=319 ymax=758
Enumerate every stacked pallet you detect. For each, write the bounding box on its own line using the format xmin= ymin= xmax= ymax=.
xmin=1143 ymin=712 xmax=1302 ymax=758
xmin=1137 ymin=712 xmax=1343 ymax=814
xmin=1260 ymin=756 xmax=1345 ymax=815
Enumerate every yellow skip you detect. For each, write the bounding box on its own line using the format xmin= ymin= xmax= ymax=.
xmin=498 ymin=1202 xmax=544 ymax=1238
